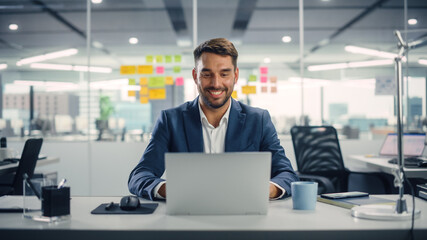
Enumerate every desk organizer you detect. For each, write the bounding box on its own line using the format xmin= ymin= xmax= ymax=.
xmin=42 ymin=186 xmax=70 ymax=217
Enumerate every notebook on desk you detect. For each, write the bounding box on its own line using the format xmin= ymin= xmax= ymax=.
xmin=165 ymin=152 xmax=271 ymax=215
xmin=379 ymin=133 xmax=425 ymax=157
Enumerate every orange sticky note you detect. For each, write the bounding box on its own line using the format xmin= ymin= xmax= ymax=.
xmin=149 ymin=88 xmax=166 ymax=100
xmin=120 ymin=66 xmax=136 ymax=75
xmin=271 ymin=86 xmax=277 ymax=93
xmin=165 ymin=76 xmax=174 ymax=85
xmin=138 ymin=65 xmax=153 ymax=74
xmin=140 ymin=87 xmax=148 ymax=95
xmin=140 ymin=77 xmax=148 ymax=85
xmin=270 ymin=76 xmax=277 ymax=83
xmin=140 ymin=96 xmax=149 ymax=104
xmin=128 ymin=90 xmax=136 ymax=97
xmin=261 ymin=86 xmax=268 ymax=93
xmin=231 ymin=91 xmax=237 ymax=99
xmin=242 ymin=85 xmax=256 ymax=94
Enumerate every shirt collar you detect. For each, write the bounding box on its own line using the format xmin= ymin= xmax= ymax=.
xmin=198 ymin=99 xmax=232 ymax=128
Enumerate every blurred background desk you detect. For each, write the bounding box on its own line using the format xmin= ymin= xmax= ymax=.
xmin=0 ymin=195 xmax=426 ymax=240
xmin=348 ymin=155 xmax=427 ymax=179
xmin=0 ymin=157 xmax=60 ymax=176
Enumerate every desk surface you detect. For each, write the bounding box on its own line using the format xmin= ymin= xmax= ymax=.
xmin=0 ymin=195 xmax=426 ymax=240
xmin=348 ymin=155 xmax=427 ymax=179
xmin=0 ymin=157 xmax=59 ymax=176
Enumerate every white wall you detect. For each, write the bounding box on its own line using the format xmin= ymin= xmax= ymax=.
xmin=9 ymin=138 xmax=383 ymax=196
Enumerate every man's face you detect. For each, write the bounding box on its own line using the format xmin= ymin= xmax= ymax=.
xmin=192 ymin=52 xmax=239 ymax=110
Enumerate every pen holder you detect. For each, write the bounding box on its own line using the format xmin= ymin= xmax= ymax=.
xmin=41 ymin=186 xmax=70 ymax=217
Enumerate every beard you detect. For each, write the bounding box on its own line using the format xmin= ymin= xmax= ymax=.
xmin=199 ymin=86 xmax=232 ymax=109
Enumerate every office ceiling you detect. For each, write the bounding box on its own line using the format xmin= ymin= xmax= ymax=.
xmin=0 ymin=0 xmax=426 ymax=82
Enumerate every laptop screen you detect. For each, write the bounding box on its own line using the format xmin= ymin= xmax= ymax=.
xmin=379 ymin=133 xmax=426 ymax=157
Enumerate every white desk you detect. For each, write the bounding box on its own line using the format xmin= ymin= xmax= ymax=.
xmin=0 ymin=157 xmax=60 ymax=176
xmin=0 ymin=195 xmax=426 ymax=240
xmin=348 ymin=155 xmax=427 ymax=179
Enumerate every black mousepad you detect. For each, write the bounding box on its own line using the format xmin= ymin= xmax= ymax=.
xmin=91 ymin=203 xmax=158 ymax=214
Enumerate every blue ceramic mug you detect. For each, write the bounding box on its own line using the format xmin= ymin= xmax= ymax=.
xmin=291 ymin=181 xmax=318 ymax=210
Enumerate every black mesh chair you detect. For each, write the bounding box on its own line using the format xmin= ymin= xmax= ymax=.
xmin=290 ymin=126 xmax=390 ymax=194
xmin=0 ymin=138 xmax=43 ymax=196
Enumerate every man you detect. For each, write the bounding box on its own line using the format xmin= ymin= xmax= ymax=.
xmin=128 ymin=38 xmax=298 ymax=200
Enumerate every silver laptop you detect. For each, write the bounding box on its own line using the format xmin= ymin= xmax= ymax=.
xmin=165 ymin=152 xmax=271 ymax=215
xmin=379 ymin=133 xmax=425 ymax=157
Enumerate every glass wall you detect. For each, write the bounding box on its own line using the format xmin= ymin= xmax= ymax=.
xmin=0 ymin=0 xmax=426 ymax=142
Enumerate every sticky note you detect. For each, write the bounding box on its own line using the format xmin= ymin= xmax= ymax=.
xmin=128 ymin=90 xmax=136 ymax=97
xmin=261 ymin=86 xmax=268 ymax=93
xmin=173 ymin=66 xmax=181 ymax=73
xmin=231 ymin=91 xmax=237 ymax=99
xmin=155 ymin=55 xmax=163 ymax=63
xmin=148 ymin=77 xmax=165 ymax=88
xmin=128 ymin=78 xmax=136 ymax=85
xmin=260 ymin=76 xmax=268 ymax=83
xmin=140 ymin=96 xmax=149 ymax=104
xmin=165 ymin=55 xmax=172 ymax=63
xmin=174 ymin=55 xmax=182 ymax=63
xmin=140 ymin=87 xmax=148 ymax=95
xmin=249 ymin=75 xmax=257 ymax=82
xmin=138 ymin=65 xmax=153 ymax=74
xmin=175 ymin=77 xmax=184 ymax=86
xmin=165 ymin=76 xmax=174 ymax=85
xmin=156 ymin=66 xmax=165 ymax=74
xmin=271 ymin=86 xmax=277 ymax=93
xmin=120 ymin=66 xmax=136 ymax=75
xmin=146 ymin=55 xmax=153 ymax=63
xmin=260 ymin=67 xmax=268 ymax=75
xmin=140 ymin=77 xmax=148 ymax=86
xmin=242 ymin=85 xmax=256 ymax=94
xmin=270 ymin=76 xmax=277 ymax=83
xmin=149 ymin=88 xmax=166 ymax=99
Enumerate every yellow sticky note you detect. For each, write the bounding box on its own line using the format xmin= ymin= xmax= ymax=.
xmin=231 ymin=91 xmax=237 ymax=99
xmin=242 ymin=85 xmax=256 ymax=94
xmin=165 ymin=55 xmax=172 ymax=63
xmin=140 ymin=96 xmax=149 ymax=104
xmin=138 ymin=65 xmax=153 ymax=74
xmin=140 ymin=87 xmax=148 ymax=95
xmin=128 ymin=90 xmax=136 ymax=97
xmin=148 ymin=77 xmax=165 ymax=88
xmin=173 ymin=66 xmax=181 ymax=73
xmin=155 ymin=55 xmax=163 ymax=63
xmin=120 ymin=66 xmax=136 ymax=75
xmin=146 ymin=55 xmax=153 ymax=63
xmin=149 ymin=88 xmax=166 ymax=100
xmin=165 ymin=76 xmax=174 ymax=85
xmin=128 ymin=78 xmax=136 ymax=85
xmin=140 ymin=77 xmax=148 ymax=86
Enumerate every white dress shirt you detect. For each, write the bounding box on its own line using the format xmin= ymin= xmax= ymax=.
xmin=154 ymin=100 xmax=285 ymax=199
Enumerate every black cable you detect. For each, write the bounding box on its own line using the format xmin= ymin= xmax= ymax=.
xmin=403 ymin=171 xmax=415 ymax=240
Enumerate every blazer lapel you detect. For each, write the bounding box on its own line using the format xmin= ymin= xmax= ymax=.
xmin=225 ymin=99 xmax=246 ymax=152
xmin=183 ymin=97 xmax=204 ymax=152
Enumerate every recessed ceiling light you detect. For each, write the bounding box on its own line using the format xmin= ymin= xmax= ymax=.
xmin=0 ymin=64 xmax=7 ymax=70
xmin=263 ymin=57 xmax=271 ymax=63
xmin=282 ymin=36 xmax=292 ymax=43
xmin=129 ymin=37 xmax=138 ymax=44
xmin=9 ymin=24 xmax=18 ymax=31
xmin=91 ymin=0 xmax=103 ymax=4
xmin=408 ymin=18 xmax=418 ymax=25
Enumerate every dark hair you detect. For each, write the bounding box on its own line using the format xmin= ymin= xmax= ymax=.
xmin=193 ymin=38 xmax=238 ymax=70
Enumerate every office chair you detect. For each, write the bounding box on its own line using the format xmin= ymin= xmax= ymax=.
xmin=290 ymin=126 xmax=390 ymax=194
xmin=0 ymin=138 xmax=43 ymax=196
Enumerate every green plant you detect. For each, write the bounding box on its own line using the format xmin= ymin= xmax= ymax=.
xmin=99 ymin=95 xmax=114 ymax=121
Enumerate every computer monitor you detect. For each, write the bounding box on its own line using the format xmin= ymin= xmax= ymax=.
xmin=379 ymin=133 xmax=425 ymax=157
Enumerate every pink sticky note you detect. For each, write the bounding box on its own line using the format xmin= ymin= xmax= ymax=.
xmin=175 ymin=77 xmax=184 ymax=86
xmin=260 ymin=76 xmax=268 ymax=83
xmin=156 ymin=66 xmax=164 ymax=74
xmin=260 ymin=67 xmax=268 ymax=75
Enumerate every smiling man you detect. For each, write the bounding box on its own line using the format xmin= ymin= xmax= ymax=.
xmin=128 ymin=38 xmax=298 ymax=200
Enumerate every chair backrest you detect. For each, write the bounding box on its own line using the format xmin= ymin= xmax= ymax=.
xmin=11 ymin=138 xmax=43 ymax=195
xmin=290 ymin=126 xmax=348 ymax=191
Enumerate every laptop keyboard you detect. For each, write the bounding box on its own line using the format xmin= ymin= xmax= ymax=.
xmin=388 ymin=157 xmax=427 ymax=168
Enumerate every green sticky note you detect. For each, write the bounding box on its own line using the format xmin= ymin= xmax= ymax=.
xmin=249 ymin=75 xmax=257 ymax=82
xmin=146 ymin=55 xmax=153 ymax=63
xmin=129 ymin=78 xmax=136 ymax=85
xmin=148 ymin=76 xmax=165 ymax=88
xmin=165 ymin=55 xmax=172 ymax=63
xmin=155 ymin=55 xmax=163 ymax=63
xmin=173 ymin=66 xmax=181 ymax=73
xmin=174 ymin=55 xmax=182 ymax=63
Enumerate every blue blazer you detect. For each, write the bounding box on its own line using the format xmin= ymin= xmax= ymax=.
xmin=128 ymin=97 xmax=299 ymax=200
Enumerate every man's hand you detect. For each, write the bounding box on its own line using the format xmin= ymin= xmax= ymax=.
xmin=158 ymin=183 xmax=167 ymax=198
xmin=269 ymin=183 xmax=282 ymax=199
